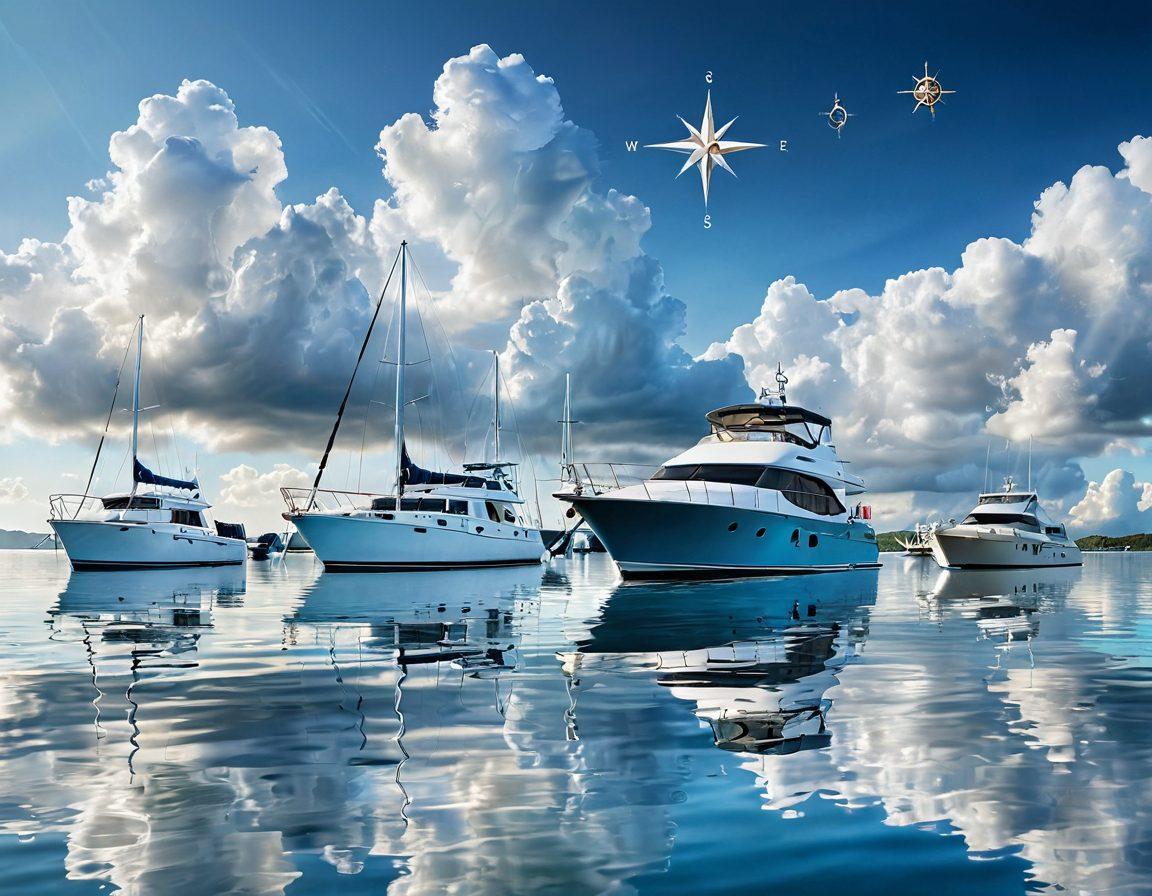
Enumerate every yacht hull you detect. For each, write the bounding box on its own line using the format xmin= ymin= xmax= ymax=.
xmin=49 ymin=519 xmax=246 ymax=570
xmin=288 ymin=512 xmax=545 ymax=571
xmin=565 ymin=496 xmax=879 ymax=579
xmin=930 ymin=526 xmax=1082 ymax=569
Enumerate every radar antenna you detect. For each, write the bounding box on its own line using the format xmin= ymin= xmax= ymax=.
xmin=758 ymin=363 xmax=789 ymax=406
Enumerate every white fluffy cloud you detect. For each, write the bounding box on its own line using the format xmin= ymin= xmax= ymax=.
xmin=1067 ymin=469 xmax=1152 ymax=535
xmin=2 ymin=46 xmax=1152 ymax=529
xmin=218 ymin=463 xmax=313 ymax=506
xmin=706 ymin=137 xmax=1152 ymax=514
xmin=0 ymin=478 xmax=29 ymax=505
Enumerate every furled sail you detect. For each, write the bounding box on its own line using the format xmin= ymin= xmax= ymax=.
xmin=134 ymin=458 xmax=199 ymax=492
xmin=401 ymin=444 xmax=488 ymax=488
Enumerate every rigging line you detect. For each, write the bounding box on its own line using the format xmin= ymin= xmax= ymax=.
xmin=154 ymin=334 xmax=183 ymax=479
xmin=499 ymin=364 xmax=542 ymax=525
xmin=310 ymin=246 xmax=403 ymax=501
xmin=461 ymin=362 xmax=493 ymax=463
xmin=77 ymin=321 xmax=137 ymax=514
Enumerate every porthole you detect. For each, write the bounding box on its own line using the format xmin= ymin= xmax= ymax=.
xmin=727 ymin=522 xmax=738 ymax=532
xmin=437 ymin=519 xmax=447 ymax=527
xmin=756 ymin=528 xmax=766 ymax=538
xmin=476 ymin=526 xmax=485 ymax=533
xmin=414 ymin=527 xmax=427 ymax=534
xmin=790 ymin=529 xmax=800 ymax=546
xmin=808 ymin=534 xmax=819 ymax=548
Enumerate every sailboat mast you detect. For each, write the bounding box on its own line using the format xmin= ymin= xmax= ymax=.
xmin=130 ymin=315 xmax=143 ymax=494
xmin=561 ymin=372 xmax=571 ymax=474
xmin=394 ymin=242 xmax=408 ymax=502
xmin=492 ymin=350 xmax=501 ymax=462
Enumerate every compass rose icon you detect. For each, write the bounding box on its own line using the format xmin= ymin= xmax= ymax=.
xmin=899 ymin=61 xmax=956 ymax=117
xmin=821 ymin=93 xmax=852 ymax=137
xmin=646 ymin=91 xmax=765 ymax=206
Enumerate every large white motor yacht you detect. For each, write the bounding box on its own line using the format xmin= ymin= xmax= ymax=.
xmin=929 ymin=477 xmax=1082 ymax=569
xmin=49 ymin=317 xmax=247 ymax=571
xmin=283 ymin=242 xmax=544 ymax=571
xmin=558 ymin=366 xmax=880 ymax=579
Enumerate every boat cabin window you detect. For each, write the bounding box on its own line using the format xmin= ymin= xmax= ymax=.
xmin=102 ymin=496 xmax=161 ymax=510
xmin=978 ymin=494 xmax=1030 ymax=506
xmin=650 ymin=464 xmax=845 ymax=516
xmin=485 ymin=501 xmax=501 ymax=522
xmin=961 ymin=512 xmax=1039 ymax=528
xmin=757 ymin=468 xmax=845 ymax=516
xmin=502 ymin=506 xmax=516 ymax=523
xmin=652 ymin=464 xmax=764 ymax=486
xmin=448 ymin=500 xmax=469 ymax=515
xmin=171 ymin=509 xmax=204 ymax=527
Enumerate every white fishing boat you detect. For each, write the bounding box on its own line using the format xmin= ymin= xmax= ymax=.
xmin=558 ymin=366 xmax=880 ymax=579
xmin=929 ymin=476 xmax=1082 ymax=569
xmin=283 ymin=242 xmax=545 ymax=572
xmin=48 ymin=317 xmax=246 ymax=571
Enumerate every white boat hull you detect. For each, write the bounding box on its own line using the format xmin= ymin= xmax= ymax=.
xmin=289 ymin=511 xmax=545 ymax=571
xmin=49 ymin=519 xmax=247 ymax=570
xmin=930 ymin=525 xmax=1082 ymax=569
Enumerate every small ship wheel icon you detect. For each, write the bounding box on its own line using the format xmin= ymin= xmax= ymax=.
xmin=820 ymin=93 xmax=852 ymax=137
xmin=899 ymin=61 xmax=956 ymax=118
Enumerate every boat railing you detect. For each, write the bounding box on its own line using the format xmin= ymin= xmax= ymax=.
xmin=280 ymin=487 xmax=384 ymax=514
xmin=572 ymin=463 xmax=858 ymax=518
xmin=48 ymin=493 xmax=108 ymax=520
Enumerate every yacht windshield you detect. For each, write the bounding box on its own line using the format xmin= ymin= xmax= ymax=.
xmin=650 ymin=464 xmax=845 ymax=516
xmin=962 ymin=513 xmax=1039 ymax=529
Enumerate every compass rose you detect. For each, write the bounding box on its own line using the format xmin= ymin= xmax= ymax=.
xmin=646 ymin=91 xmax=765 ymax=206
xmin=821 ymin=93 xmax=852 ymax=137
xmin=899 ymin=61 xmax=956 ymax=117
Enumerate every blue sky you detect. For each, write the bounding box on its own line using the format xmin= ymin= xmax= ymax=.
xmin=5 ymin=0 xmax=1152 ymax=347
xmin=3 ymin=1 xmax=1152 ymax=533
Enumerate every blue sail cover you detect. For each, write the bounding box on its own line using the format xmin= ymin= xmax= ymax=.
xmin=134 ymin=458 xmax=199 ymax=491
xmin=401 ymin=444 xmax=488 ymax=488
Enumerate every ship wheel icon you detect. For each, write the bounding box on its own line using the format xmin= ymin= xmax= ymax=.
xmin=899 ymin=61 xmax=956 ymax=117
xmin=821 ymin=93 xmax=852 ymax=137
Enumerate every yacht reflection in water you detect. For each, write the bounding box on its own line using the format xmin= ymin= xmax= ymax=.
xmin=563 ymin=569 xmax=877 ymax=756
xmin=919 ymin=565 xmax=1081 ymax=643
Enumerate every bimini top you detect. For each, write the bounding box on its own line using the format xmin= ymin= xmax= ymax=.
xmin=705 ymin=403 xmax=832 ymax=450
xmin=706 ymin=404 xmax=832 ymax=430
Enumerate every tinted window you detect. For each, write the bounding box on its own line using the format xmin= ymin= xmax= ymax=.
xmin=399 ymin=498 xmax=446 ymax=512
xmin=757 ymin=468 xmax=845 ymax=516
xmin=486 ymin=502 xmax=501 ymax=522
xmin=652 ymin=465 xmax=699 ymax=481
xmin=172 ymin=509 xmax=204 ymax=527
xmin=102 ymin=497 xmax=161 ymax=510
xmin=652 ymin=464 xmax=764 ymax=486
xmin=961 ymin=513 xmax=1039 ymax=527
xmin=448 ymin=500 xmax=469 ymax=515
xmin=502 ymin=507 xmax=516 ymax=523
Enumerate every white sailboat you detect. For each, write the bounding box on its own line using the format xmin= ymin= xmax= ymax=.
xmin=48 ymin=316 xmax=247 ymax=570
xmin=283 ymin=241 xmax=545 ymax=571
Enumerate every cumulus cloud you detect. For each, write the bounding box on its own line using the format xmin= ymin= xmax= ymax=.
xmin=1067 ymin=469 xmax=1152 ymax=535
xmin=2 ymin=46 xmax=1152 ymax=527
xmin=0 ymin=49 xmax=740 ymax=472
xmin=707 ymin=137 xmax=1152 ymax=517
xmin=218 ymin=463 xmax=313 ymax=506
xmin=0 ymin=478 xmax=29 ymax=505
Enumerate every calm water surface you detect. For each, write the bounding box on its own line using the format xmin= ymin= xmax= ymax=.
xmin=1 ymin=550 xmax=1151 ymax=895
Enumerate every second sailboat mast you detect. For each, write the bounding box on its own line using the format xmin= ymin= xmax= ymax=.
xmin=394 ymin=242 xmax=407 ymax=501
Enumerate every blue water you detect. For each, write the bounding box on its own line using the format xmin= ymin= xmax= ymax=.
xmin=1 ymin=550 xmax=1151 ymax=895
